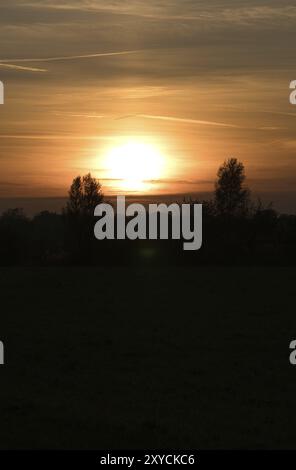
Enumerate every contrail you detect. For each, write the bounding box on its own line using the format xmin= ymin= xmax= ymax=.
xmin=121 ymin=113 xmax=241 ymax=128
xmin=53 ymin=112 xmax=105 ymax=119
xmin=0 ymin=50 xmax=138 ymax=73
xmin=0 ymin=134 xmax=113 ymax=140
xmin=0 ymin=50 xmax=138 ymax=64
xmin=262 ymin=110 xmax=296 ymax=118
xmin=0 ymin=63 xmax=46 ymax=72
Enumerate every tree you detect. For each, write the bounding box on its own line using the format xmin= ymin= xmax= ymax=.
xmin=0 ymin=208 xmax=30 ymax=264
xmin=65 ymin=173 xmax=103 ymax=217
xmin=32 ymin=211 xmax=65 ymax=263
xmin=64 ymin=174 xmax=104 ymax=262
xmin=214 ymin=158 xmax=251 ymax=217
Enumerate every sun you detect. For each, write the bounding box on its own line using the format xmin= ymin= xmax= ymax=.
xmin=104 ymin=140 xmax=165 ymax=192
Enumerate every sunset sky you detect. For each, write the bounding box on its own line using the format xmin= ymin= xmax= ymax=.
xmin=0 ymin=1 xmax=295 ymax=211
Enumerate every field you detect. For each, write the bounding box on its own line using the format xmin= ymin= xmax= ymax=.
xmin=0 ymin=267 xmax=295 ymax=449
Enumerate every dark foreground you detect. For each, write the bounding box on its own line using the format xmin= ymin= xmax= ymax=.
xmin=0 ymin=267 xmax=295 ymax=449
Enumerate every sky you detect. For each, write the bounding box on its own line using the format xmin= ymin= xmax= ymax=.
xmin=0 ymin=1 xmax=295 ymax=211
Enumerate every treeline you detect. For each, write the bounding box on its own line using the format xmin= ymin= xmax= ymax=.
xmin=0 ymin=160 xmax=295 ymax=266
xmin=0 ymin=204 xmax=295 ymax=266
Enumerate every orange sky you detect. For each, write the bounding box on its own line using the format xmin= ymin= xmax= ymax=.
xmin=0 ymin=1 xmax=295 ymax=210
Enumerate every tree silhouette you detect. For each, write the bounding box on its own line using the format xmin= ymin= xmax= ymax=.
xmin=0 ymin=208 xmax=30 ymax=264
xmin=64 ymin=173 xmax=104 ymax=262
xmin=65 ymin=173 xmax=103 ymax=217
xmin=215 ymin=158 xmax=251 ymax=217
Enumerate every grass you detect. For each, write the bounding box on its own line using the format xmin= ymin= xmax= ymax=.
xmin=0 ymin=266 xmax=295 ymax=449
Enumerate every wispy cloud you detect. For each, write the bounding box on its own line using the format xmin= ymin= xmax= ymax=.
xmin=53 ymin=112 xmax=105 ymax=119
xmin=21 ymin=2 xmax=296 ymax=24
xmin=144 ymin=178 xmax=213 ymax=185
xmin=0 ymin=49 xmax=138 ymax=63
xmin=0 ymin=134 xmax=112 ymax=140
xmin=0 ymin=63 xmax=46 ymax=72
xmin=0 ymin=50 xmax=138 ymax=73
xmin=262 ymin=110 xmax=296 ymax=118
xmin=0 ymin=181 xmax=26 ymax=187
xmin=121 ymin=113 xmax=286 ymax=131
xmin=122 ymin=114 xmax=242 ymax=128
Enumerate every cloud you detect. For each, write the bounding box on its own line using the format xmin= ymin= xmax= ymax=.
xmin=19 ymin=1 xmax=296 ymax=24
xmin=121 ymin=114 xmax=242 ymax=128
xmin=0 ymin=180 xmax=26 ymax=187
xmin=53 ymin=112 xmax=105 ymax=119
xmin=1 ymin=0 xmax=295 ymax=202
xmin=0 ymin=50 xmax=138 ymax=73
xmin=0 ymin=49 xmax=138 ymax=63
xmin=0 ymin=134 xmax=112 ymax=140
xmin=258 ymin=126 xmax=286 ymax=131
xmin=144 ymin=178 xmax=213 ymax=185
xmin=0 ymin=63 xmax=46 ymax=72
xmin=120 ymin=113 xmax=292 ymax=132
xmin=262 ymin=110 xmax=296 ymax=118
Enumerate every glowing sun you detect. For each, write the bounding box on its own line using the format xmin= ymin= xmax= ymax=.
xmin=104 ymin=141 xmax=165 ymax=192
